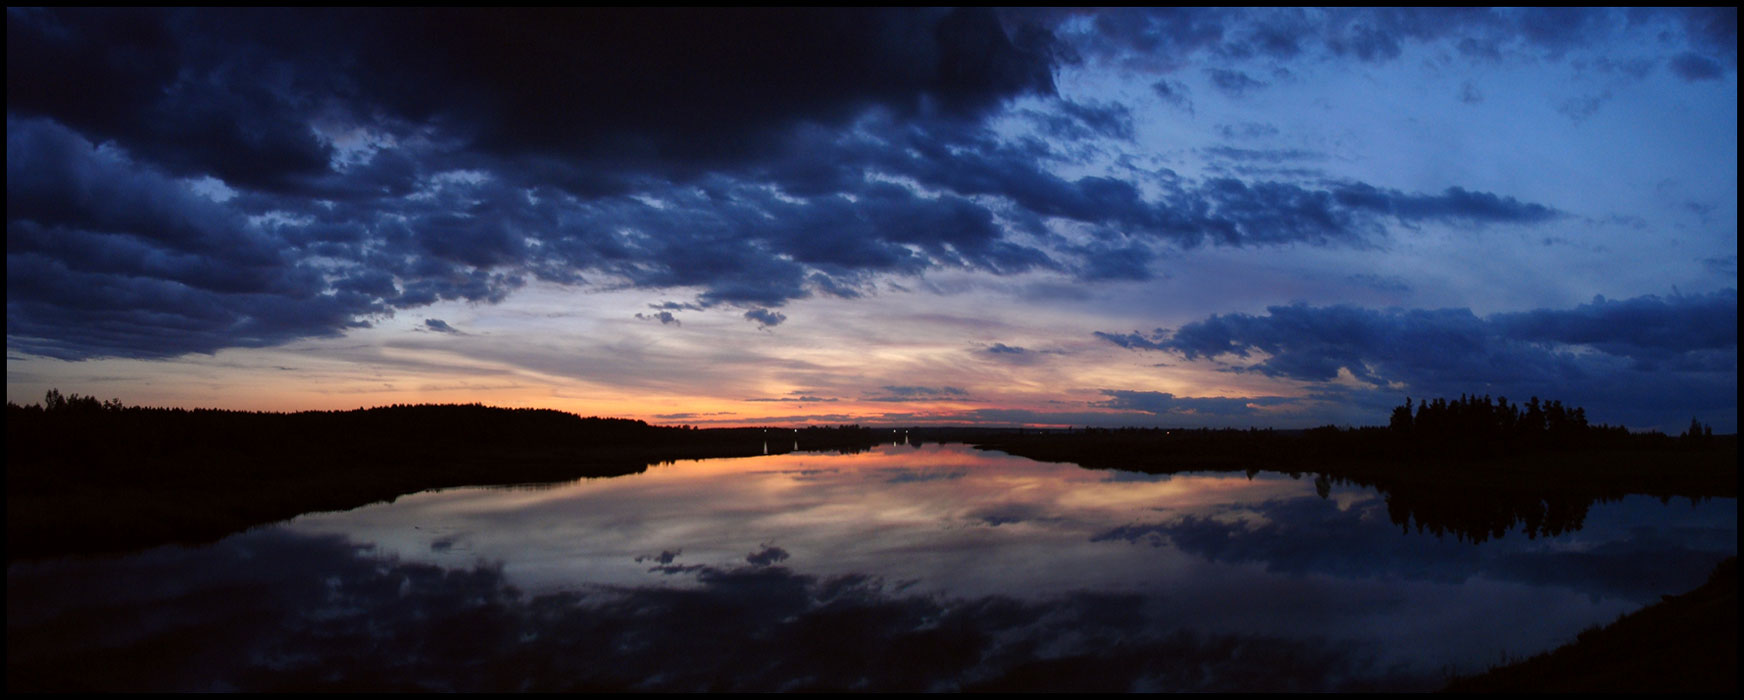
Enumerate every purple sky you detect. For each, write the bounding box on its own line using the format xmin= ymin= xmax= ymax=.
xmin=6 ymin=8 xmax=1737 ymax=431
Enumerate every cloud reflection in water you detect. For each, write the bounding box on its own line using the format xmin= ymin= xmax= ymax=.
xmin=8 ymin=444 xmax=1735 ymax=691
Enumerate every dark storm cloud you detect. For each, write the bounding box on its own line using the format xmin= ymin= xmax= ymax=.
xmin=1097 ymin=291 xmax=1738 ymax=428
xmin=8 ymin=8 xmax=1571 ymax=360
xmin=5 ymin=8 xmax=336 ymax=192
xmin=5 ymin=119 xmax=383 ymax=359
xmin=7 ymin=8 xmax=1058 ymax=193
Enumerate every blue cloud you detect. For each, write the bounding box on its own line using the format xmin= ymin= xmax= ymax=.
xmin=1206 ymin=68 xmax=1268 ymax=96
xmin=1095 ymin=390 xmax=1294 ymax=416
xmin=0 ymin=8 xmax=1613 ymax=364
xmin=1097 ymin=291 xmax=1738 ymax=429
xmin=1669 ymin=52 xmax=1725 ymax=81
xmin=743 ymin=308 xmax=787 ymax=328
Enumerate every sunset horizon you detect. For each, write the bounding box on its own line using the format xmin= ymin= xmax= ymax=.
xmin=8 ymin=8 xmax=1737 ymax=432
xmin=7 ymin=10 xmax=1737 ymax=690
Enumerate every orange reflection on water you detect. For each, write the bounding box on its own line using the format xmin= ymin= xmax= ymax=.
xmin=287 ymin=443 xmax=1315 ymax=599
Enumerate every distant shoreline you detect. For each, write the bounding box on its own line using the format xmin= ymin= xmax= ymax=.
xmin=8 ymin=400 xmax=1735 ymax=562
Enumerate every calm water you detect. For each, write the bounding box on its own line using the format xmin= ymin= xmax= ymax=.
xmin=8 ymin=443 xmax=1736 ymax=691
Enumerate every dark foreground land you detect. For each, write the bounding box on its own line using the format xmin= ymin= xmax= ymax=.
xmin=1445 ymin=556 xmax=1737 ymax=693
xmin=6 ymin=398 xmax=886 ymax=561
xmin=7 ymin=393 xmax=1737 ymax=692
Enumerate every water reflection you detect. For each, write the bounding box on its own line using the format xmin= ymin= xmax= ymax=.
xmin=7 ymin=444 xmax=1735 ymax=692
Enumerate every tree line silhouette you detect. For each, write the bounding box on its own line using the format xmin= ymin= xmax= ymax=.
xmin=1388 ymin=394 xmax=1718 ymax=457
xmin=971 ymin=395 xmax=1734 ymax=544
xmin=6 ymin=390 xmax=1733 ymax=559
xmin=6 ymin=391 xmax=884 ymax=561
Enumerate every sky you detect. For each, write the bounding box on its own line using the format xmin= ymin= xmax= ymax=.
xmin=5 ymin=8 xmax=1738 ymax=431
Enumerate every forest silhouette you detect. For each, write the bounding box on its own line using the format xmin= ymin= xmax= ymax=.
xmin=7 ymin=390 xmax=1734 ymax=559
xmin=970 ymin=395 xmax=1732 ymax=544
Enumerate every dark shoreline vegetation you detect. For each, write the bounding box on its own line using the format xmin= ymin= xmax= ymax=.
xmin=7 ymin=390 xmax=1737 ymax=692
xmin=14 ymin=391 xmax=1729 ymax=561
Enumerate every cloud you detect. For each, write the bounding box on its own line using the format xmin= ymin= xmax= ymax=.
xmin=1702 ymin=255 xmax=1737 ymax=278
xmin=1094 ymin=390 xmax=1294 ymax=416
xmin=5 ymin=119 xmax=384 ymax=360
xmin=1029 ymin=99 xmax=1136 ymax=141
xmin=1096 ymin=291 xmax=1738 ymax=429
xmin=1488 ymin=292 xmax=1739 ymax=367
xmin=2 ymin=9 xmax=1576 ymax=361
xmin=1327 ymin=183 xmax=1559 ymax=224
xmin=882 ymin=385 xmax=969 ymax=397
xmin=744 ymin=545 xmax=791 ymax=566
xmin=862 ymin=386 xmax=976 ymax=403
xmin=423 ymin=319 xmax=460 ymax=334
xmin=985 ymin=343 xmax=1029 ymax=355
xmin=1215 ymin=122 xmax=1280 ymax=140
xmin=1202 ymin=147 xmax=1325 ymax=164
xmin=7 ymin=8 xmax=1059 ymax=193
xmin=1458 ymin=81 xmax=1484 ymax=104
xmin=635 ymin=311 xmax=681 ymax=326
xmin=1047 ymin=8 xmax=1733 ymax=79
xmin=1557 ymin=91 xmax=1613 ymax=123
xmin=743 ymin=308 xmax=787 ymax=328
xmin=1668 ymin=52 xmax=1725 ymax=80
xmin=1150 ymin=79 xmax=1194 ymax=113
xmin=1206 ymin=68 xmax=1268 ymax=96
xmin=1346 ymin=273 xmax=1411 ymax=294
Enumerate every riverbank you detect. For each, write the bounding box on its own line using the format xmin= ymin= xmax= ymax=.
xmin=6 ymin=402 xmax=885 ymax=561
xmin=10 ymin=403 xmax=1735 ymax=561
xmin=1444 ymin=556 xmax=1736 ymax=693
